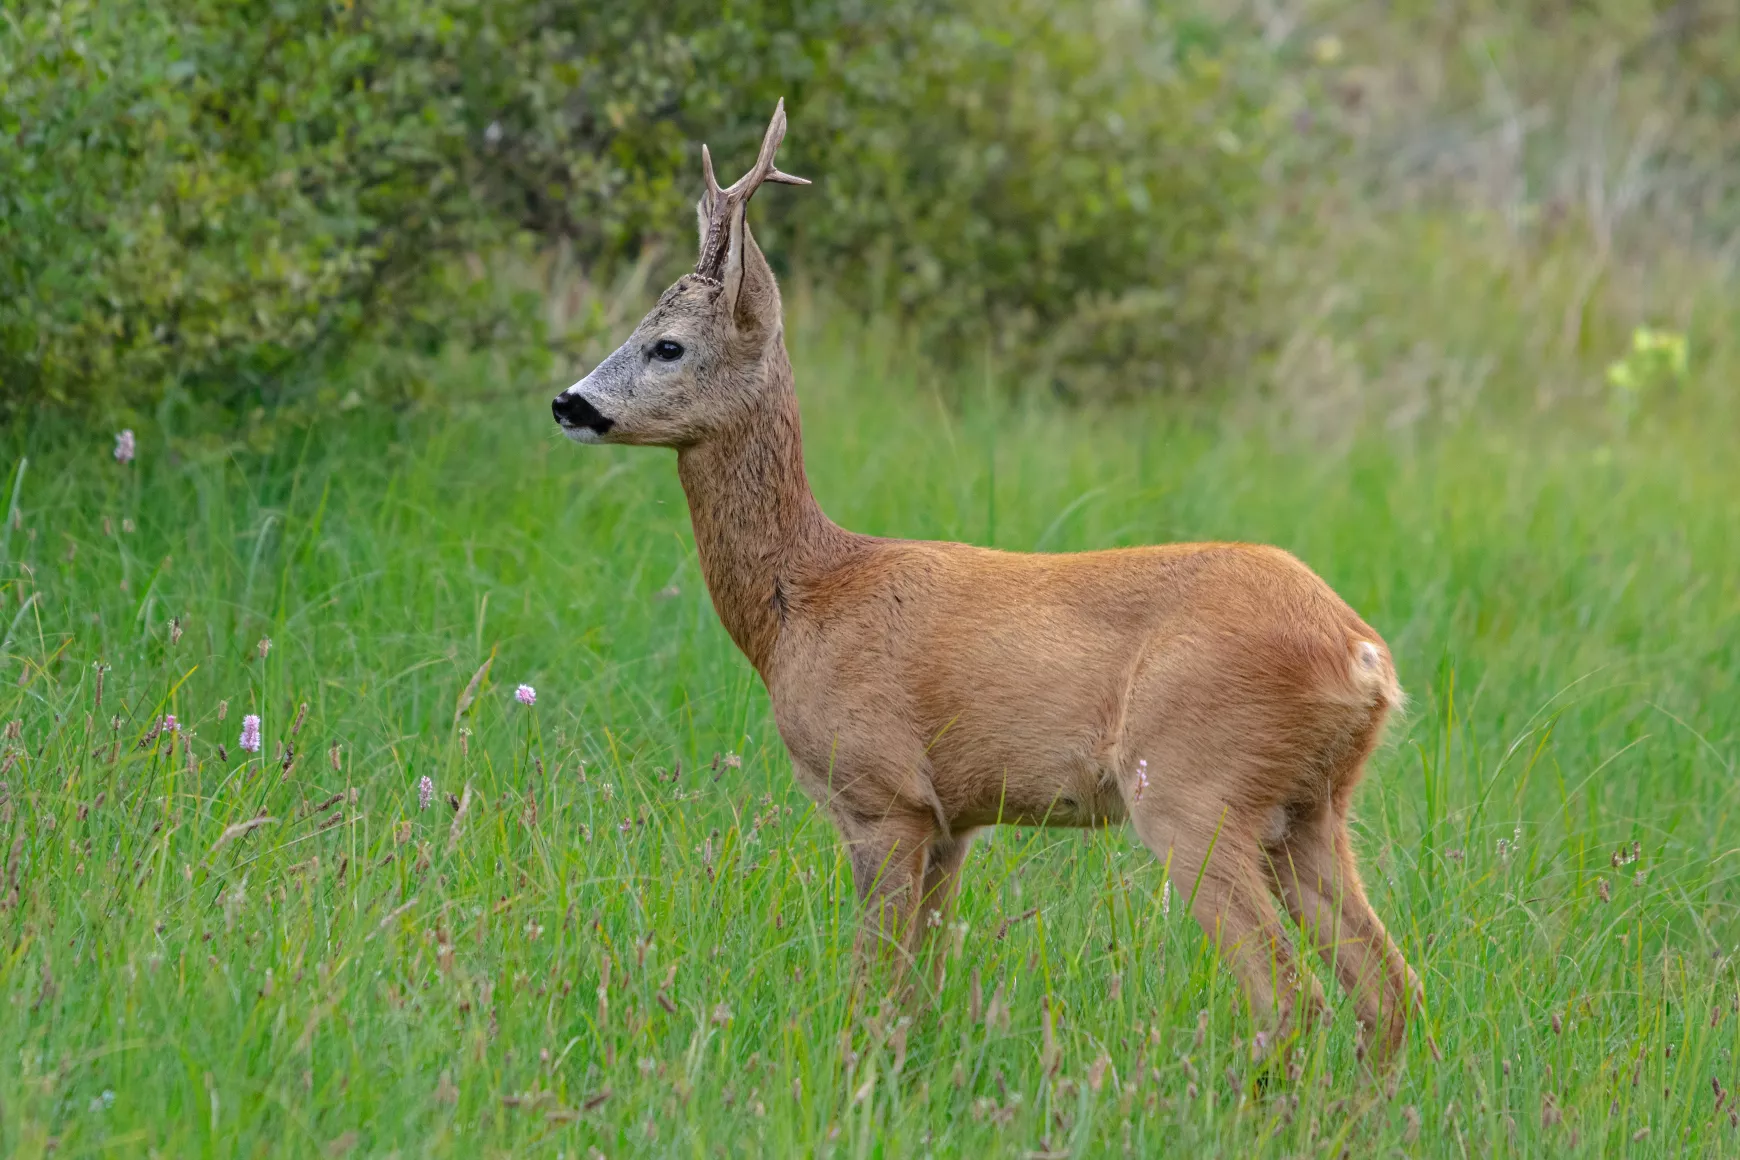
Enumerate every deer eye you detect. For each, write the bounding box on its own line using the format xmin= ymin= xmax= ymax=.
xmin=650 ymin=340 xmax=684 ymax=362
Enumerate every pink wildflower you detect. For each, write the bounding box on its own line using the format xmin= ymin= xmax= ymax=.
xmin=1134 ymin=758 xmax=1149 ymax=803
xmin=114 ymin=430 xmax=136 ymax=464
xmin=418 ymin=775 xmax=434 ymax=811
xmin=162 ymin=714 xmax=179 ymax=733
xmin=515 ymin=684 xmax=536 ymax=706
xmin=239 ymin=714 xmax=262 ymax=753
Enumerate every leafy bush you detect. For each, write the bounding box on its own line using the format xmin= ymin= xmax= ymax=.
xmin=784 ymin=0 xmax=1273 ymax=400
xmin=1 ymin=0 xmax=1275 ymax=419
xmin=0 ymin=1 xmax=543 ymax=419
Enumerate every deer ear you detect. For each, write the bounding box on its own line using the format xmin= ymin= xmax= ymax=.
xmin=719 ymin=200 xmax=747 ymax=323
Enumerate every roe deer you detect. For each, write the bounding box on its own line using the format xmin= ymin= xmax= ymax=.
xmin=552 ymin=101 xmax=1421 ymax=1062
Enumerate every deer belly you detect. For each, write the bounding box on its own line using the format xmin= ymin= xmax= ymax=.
xmin=966 ymin=760 xmax=1129 ymax=829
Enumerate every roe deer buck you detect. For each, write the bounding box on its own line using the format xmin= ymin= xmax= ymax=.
xmin=552 ymin=101 xmax=1421 ymax=1061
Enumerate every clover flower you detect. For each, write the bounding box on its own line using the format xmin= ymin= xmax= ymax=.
xmin=239 ymin=714 xmax=262 ymax=753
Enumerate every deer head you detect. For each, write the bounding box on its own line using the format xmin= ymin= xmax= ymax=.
xmin=552 ymin=100 xmax=810 ymax=447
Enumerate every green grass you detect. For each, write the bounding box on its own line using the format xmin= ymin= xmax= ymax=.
xmin=1 ymin=308 xmax=1737 ymax=1158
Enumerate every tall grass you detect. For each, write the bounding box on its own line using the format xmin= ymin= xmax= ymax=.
xmin=0 ymin=290 xmax=1735 ymax=1156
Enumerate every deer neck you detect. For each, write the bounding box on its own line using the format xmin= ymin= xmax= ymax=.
xmin=676 ymin=344 xmax=842 ymax=675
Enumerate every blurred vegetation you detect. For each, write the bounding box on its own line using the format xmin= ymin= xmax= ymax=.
xmin=0 ymin=0 xmax=1270 ymax=419
xmin=2 ymin=0 xmax=1736 ymax=423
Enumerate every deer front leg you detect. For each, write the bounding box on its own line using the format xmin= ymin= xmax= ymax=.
xmin=841 ymin=814 xmax=938 ymax=976
xmin=914 ymin=831 xmax=976 ymax=995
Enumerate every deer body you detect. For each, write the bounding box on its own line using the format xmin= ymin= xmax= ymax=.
xmin=554 ymin=102 xmax=1421 ymax=1062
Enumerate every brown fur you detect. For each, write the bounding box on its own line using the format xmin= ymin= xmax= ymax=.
xmin=553 ymin=104 xmax=1422 ymax=1062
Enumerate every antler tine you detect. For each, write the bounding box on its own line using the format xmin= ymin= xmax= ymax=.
xmin=700 ymin=143 xmax=722 ymax=201
xmin=720 ymin=98 xmax=809 ymax=198
xmin=694 ymin=99 xmax=808 ymax=280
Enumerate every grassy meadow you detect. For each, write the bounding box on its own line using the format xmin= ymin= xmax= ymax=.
xmin=3 ymin=293 xmax=1738 ymax=1158
xmin=6 ymin=0 xmax=1740 ymax=1153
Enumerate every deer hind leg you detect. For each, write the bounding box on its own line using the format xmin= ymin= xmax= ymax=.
xmin=1265 ymin=805 xmax=1420 ymax=1064
xmin=1132 ymin=801 xmax=1314 ymax=1051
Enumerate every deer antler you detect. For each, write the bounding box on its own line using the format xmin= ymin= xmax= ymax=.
xmin=695 ymin=99 xmax=810 ymax=282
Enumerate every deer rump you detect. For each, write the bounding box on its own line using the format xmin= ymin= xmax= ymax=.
xmin=552 ymin=100 xmax=1421 ymax=1066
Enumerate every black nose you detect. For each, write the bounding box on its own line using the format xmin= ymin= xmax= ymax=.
xmin=552 ymin=391 xmax=614 ymax=434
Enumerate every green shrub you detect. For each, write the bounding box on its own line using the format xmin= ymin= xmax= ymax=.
xmin=1 ymin=0 xmax=1275 ymax=419
xmin=784 ymin=0 xmax=1273 ymax=400
xmin=0 ymin=1 xmax=534 ymax=419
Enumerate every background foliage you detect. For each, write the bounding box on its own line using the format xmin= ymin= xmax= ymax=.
xmin=8 ymin=1 xmax=1736 ymax=420
xmin=2 ymin=0 xmax=1273 ymax=418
